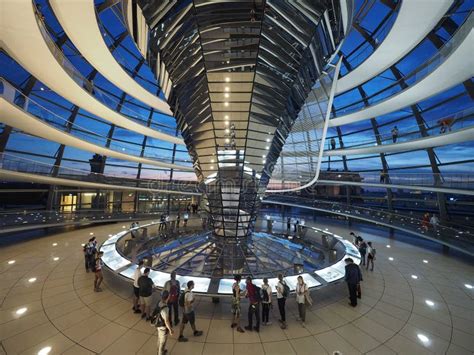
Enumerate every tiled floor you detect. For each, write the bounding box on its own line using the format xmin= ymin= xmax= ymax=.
xmin=1 ymin=221 xmax=473 ymax=354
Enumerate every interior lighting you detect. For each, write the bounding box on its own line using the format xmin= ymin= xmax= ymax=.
xmin=53 ymin=257 xmax=59 ymax=261
xmin=417 ymin=333 xmax=430 ymax=344
xmin=386 ymin=245 xmax=391 ymax=248
xmin=224 ymin=121 xmax=229 ymax=126
xmin=224 ymin=87 xmax=230 ymax=92
xmin=266 ymin=138 xmax=270 ymax=142
xmin=225 ymin=77 xmax=230 ymax=82
xmin=224 ymin=93 xmax=230 ymax=98
xmin=224 ymin=102 xmax=229 ymax=106
xmin=224 ymin=115 xmax=229 ymax=119
xmin=423 ymin=259 xmax=428 ymax=264
xmin=16 ymin=307 xmax=27 ymax=315
xmin=411 ymin=275 xmax=418 ymax=279
xmin=225 ymin=129 xmax=230 ymax=133
xmin=425 ymin=300 xmax=435 ymax=307
xmin=38 ymin=346 xmax=52 ymax=355
xmin=265 ymin=146 xmax=269 ymax=150
xmin=40 ymin=87 xmax=44 ymax=91
xmin=52 ymin=243 xmax=58 ymax=246
xmin=388 ymin=257 xmax=394 ymax=261
xmin=89 ymin=232 xmax=94 ymax=236
xmin=8 ymin=260 xmax=15 ymax=264
xmin=465 ymin=284 xmax=473 ymax=289
xmin=28 ymin=277 xmax=37 ymax=283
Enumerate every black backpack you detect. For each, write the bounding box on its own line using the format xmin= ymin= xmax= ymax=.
xmin=282 ymin=281 xmax=290 ymax=298
xmin=262 ymin=286 xmax=270 ymax=302
xmin=254 ymin=285 xmax=262 ymax=303
xmin=152 ymin=305 xmax=168 ymax=327
xmin=178 ymin=290 xmax=189 ymax=307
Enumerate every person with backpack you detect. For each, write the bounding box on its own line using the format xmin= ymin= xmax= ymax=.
xmin=164 ymin=271 xmax=180 ymax=326
xmin=275 ymin=273 xmax=289 ymax=329
xmin=231 ymin=275 xmax=245 ymax=333
xmin=366 ymin=241 xmax=376 ymax=271
xmin=296 ymin=275 xmax=310 ymax=327
xmin=178 ymin=280 xmax=203 ymax=342
xmin=244 ymin=276 xmax=261 ymax=332
xmin=138 ymin=268 xmax=155 ymax=320
xmin=93 ymin=251 xmax=104 ymax=292
xmin=132 ymin=260 xmax=144 ymax=314
xmin=261 ymin=278 xmax=272 ymax=326
xmin=358 ymin=239 xmax=367 ymax=266
xmin=84 ymin=237 xmax=97 ymax=272
xmin=151 ymin=290 xmax=173 ymax=355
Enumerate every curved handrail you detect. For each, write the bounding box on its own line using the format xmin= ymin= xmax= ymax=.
xmin=330 ymin=10 xmax=473 ymax=118
xmin=0 ymin=152 xmax=198 ymax=193
xmin=0 ymin=77 xmax=190 ymax=166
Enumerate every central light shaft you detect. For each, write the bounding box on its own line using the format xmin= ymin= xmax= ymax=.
xmin=141 ymin=0 xmax=347 ymax=238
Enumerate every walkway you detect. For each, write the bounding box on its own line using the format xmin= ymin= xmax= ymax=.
xmin=329 ymin=13 xmax=474 ymax=127
xmin=49 ymin=0 xmax=172 ymax=115
xmin=335 ymin=0 xmax=454 ymax=94
xmin=263 ymin=196 xmax=474 ymax=257
xmin=324 ymin=126 xmax=474 ymax=156
xmin=0 ymin=219 xmax=473 ymax=353
xmin=0 ymin=0 xmax=182 ymax=145
xmin=0 ymin=97 xmax=192 ymax=171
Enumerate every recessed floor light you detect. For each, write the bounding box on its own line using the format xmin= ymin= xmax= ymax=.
xmin=81 ymin=243 xmax=85 ymax=247
xmin=425 ymin=300 xmax=435 ymax=307
xmin=386 ymin=245 xmax=391 ymax=248
xmin=38 ymin=346 xmax=52 ymax=355
xmin=53 ymin=257 xmax=59 ymax=261
xmin=465 ymin=284 xmax=473 ymax=289
xmin=388 ymin=257 xmax=394 ymax=261
xmin=423 ymin=259 xmax=428 ymax=263
xmin=28 ymin=277 xmax=37 ymax=283
xmin=411 ymin=275 xmax=418 ymax=279
xmin=16 ymin=307 xmax=27 ymax=315
xmin=52 ymin=243 xmax=57 ymax=246
xmin=417 ymin=333 xmax=429 ymax=344
xmin=8 ymin=260 xmax=15 ymax=264
xmin=89 ymin=232 xmax=94 ymax=236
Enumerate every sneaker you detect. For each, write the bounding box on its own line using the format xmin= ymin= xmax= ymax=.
xmin=193 ymin=330 xmax=203 ymax=337
xmin=141 ymin=313 xmax=146 ymax=319
xmin=296 ymin=317 xmax=301 ymax=321
xmin=96 ymin=287 xmax=103 ymax=292
xmin=244 ymin=325 xmax=252 ymax=331
xmin=301 ymin=322 xmax=306 ymax=327
xmin=266 ymin=321 xmax=272 ymax=325
xmin=134 ymin=309 xmax=141 ymax=314
xmin=254 ymin=326 xmax=259 ymax=332
xmin=178 ymin=336 xmax=188 ymax=342
xmin=236 ymin=326 xmax=245 ymax=333
xmin=146 ymin=316 xmax=152 ymax=322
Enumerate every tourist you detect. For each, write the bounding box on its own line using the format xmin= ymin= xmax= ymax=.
xmin=138 ymin=268 xmax=155 ymax=320
xmin=439 ymin=117 xmax=454 ymax=133
xmin=94 ymin=251 xmax=104 ymax=292
xmin=83 ymin=237 xmax=97 ymax=272
xmin=231 ymin=275 xmax=244 ymax=332
xmin=330 ymin=137 xmax=336 ymax=150
xmin=275 ymin=273 xmax=289 ymax=329
xmin=130 ymin=222 xmax=139 ymax=238
xmin=358 ymin=239 xmax=367 ymax=266
xmin=164 ymin=271 xmax=180 ymax=326
xmin=133 ymin=260 xmax=144 ymax=313
xmin=244 ymin=276 xmax=261 ymax=332
xmin=183 ymin=212 xmax=189 ymax=227
xmin=178 ymin=280 xmax=203 ymax=342
xmin=391 ymin=126 xmax=399 ymax=143
xmin=296 ymin=275 xmax=310 ymax=327
xmin=422 ymin=212 xmax=430 ymax=231
xmin=350 ymin=232 xmax=357 ymax=245
xmin=152 ymin=290 xmax=173 ymax=355
xmin=286 ymin=217 xmax=291 ymax=233
xmin=366 ymin=242 xmax=376 ymax=271
xmin=261 ymin=278 xmax=272 ymax=325
xmin=176 ymin=213 xmax=181 ymax=230
xmin=430 ymin=214 xmax=439 ymax=231
xmin=344 ymin=258 xmax=362 ymax=307
xmin=379 ymin=170 xmax=386 ymax=183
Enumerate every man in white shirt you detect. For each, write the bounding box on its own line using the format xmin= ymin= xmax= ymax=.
xmin=133 ymin=260 xmax=144 ymax=313
xmin=275 ymin=273 xmax=288 ymax=329
xmin=178 ymin=280 xmax=203 ymax=342
xmin=430 ymin=214 xmax=439 ymax=231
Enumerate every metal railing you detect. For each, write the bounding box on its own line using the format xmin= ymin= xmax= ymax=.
xmin=0 ymin=153 xmax=199 ymax=194
xmin=263 ymin=195 xmax=474 ymax=255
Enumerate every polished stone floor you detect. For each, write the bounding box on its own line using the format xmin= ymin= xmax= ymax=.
xmin=1 ymin=220 xmax=473 ymax=354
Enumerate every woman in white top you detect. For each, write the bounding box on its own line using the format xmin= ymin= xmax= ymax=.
xmin=296 ymin=275 xmax=309 ymax=326
xmin=261 ymin=278 xmax=272 ymax=325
